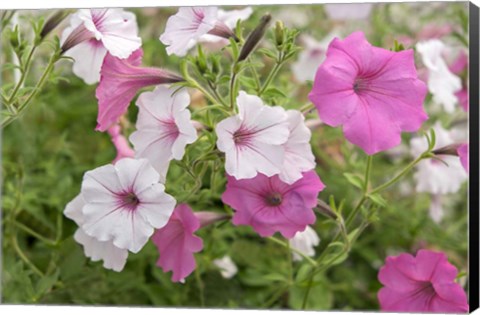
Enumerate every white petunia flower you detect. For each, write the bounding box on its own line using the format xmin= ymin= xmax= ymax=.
xmin=80 ymin=158 xmax=176 ymax=253
xmin=416 ymin=40 xmax=462 ymax=113
xmin=278 ymin=110 xmax=316 ymax=184
xmin=216 ymin=91 xmax=290 ymax=180
xmin=411 ymin=122 xmax=467 ymax=195
xmin=289 ymin=226 xmax=320 ymax=261
xmin=129 ymin=86 xmax=198 ymax=181
xmin=291 ymin=33 xmax=338 ymax=83
xmin=61 ymin=9 xmax=142 ymax=84
xmin=429 ymin=194 xmax=444 ymax=223
xmin=324 ymin=4 xmax=373 ymax=20
xmin=64 ymin=194 xmax=128 ymax=272
xmin=213 ymin=256 xmax=238 ymax=279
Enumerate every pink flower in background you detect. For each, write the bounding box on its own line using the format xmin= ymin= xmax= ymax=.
xmin=61 ymin=9 xmax=142 ymax=84
xmin=129 ymin=86 xmax=198 ymax=181
xmin=416 ymin=39 xmax=462 ymax=113
xmin=80 ymin=158 xmax=176 ymax=253
xmin=309 ymin=32 xmax=428 ymax=155
xmin=455 ymin=89 xmax=469 ymax=112
xmin=107 ymin=124 xmax=135 ymax=164
xmin=64 ymin=194 xmax=128 ymax=272
xmin=160 ymin=7 xmax=237 ymax=57
xmin=378 ymin=249 xmax=469 ymax=313
xmin=458 ymin=143 xmax=469 ymax=173
xmin=291 ymin=33 xmax=338 ymax=83
xmin=418 ymin=24 xmax=453 ymax=40
xmin=449 ymin=50 xmax=469 ymax=112
xmin=95 ymin=49 xmax=183 ymax=132
xmin=216 ymin=91 xmax=290 ymax=179
xmin=324 ymin=3 xmax=373 ymax=20
xmin=279 ymin=110 xmax=316 ymax=184
xmin=222 ymin=171 xmax=325 ymax=238
xmin=152 ymin=204 xmax=203 ymax=282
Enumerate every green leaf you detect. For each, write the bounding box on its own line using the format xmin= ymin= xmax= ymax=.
xmin=289 ymin=271 xmax=333 ymax=310
xmin=262 ymin=87 xmax=287 ymax=98
xmin=343 ymin=172 xmax=364 ymax=190
xmin=257 ymin=48 xmax=277 ymax=59
xmin=368 ymin=193 xmax=387 ymax=208
xmin=35 ymin=270 xmax=59 ymax=298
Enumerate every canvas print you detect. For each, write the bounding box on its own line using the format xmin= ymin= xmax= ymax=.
xmin=0 ymin=2 xmax=476 ymax=312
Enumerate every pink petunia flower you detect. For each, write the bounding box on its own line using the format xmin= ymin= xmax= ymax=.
xmin=216 ymin=91 xmax=290 ymax=180
xmin=152 ymin=204 xmax=203 ymax=282
xmin=64 ymin=194 xmax=129 ymax=272
xmin=159 ymin=7 xmax=237 ymax=57
xmin=61 ymin=9 xmax=142 ymax=84
xmin=378 ymin=249 xmax=469 ymax=313
xmin=129 ymin=86 xmax=198 ymax=181
xmin=457 ymin=143 xmax=469 ymax=173
xmin=95 ymin=49 xmax=183 ymax=132
xmin=80 ymin=158 xmax=176 ymax=253
xmin=309 ymin=31 xmax=428 ymax=155
xmin=222 ymin=171 xmax=325 ymax=238
xmin=107 ymin=124 xmax=135 ymax=164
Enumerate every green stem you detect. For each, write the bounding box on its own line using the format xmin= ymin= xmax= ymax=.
xmin=286 ymin=240 xmax=294 ymax=284
xmin=258 ymin=57 xmax=284 ymax=96
xmin=194 ymin=263 xmax=205 ymax=307
xmin=13 ymin=220 xmax=56 ymax=246
xmin=370 ymin=153 xmax=430 ymax=195
xmin=267 ymin=236 xmax=317 ymax=267
xmin=7 ymin=45 xmax=37 ymax=104
xmin=229 ymin=70 xmax=238 ymax=111
xmin=11 ymin=234 xmax=44 ymax=277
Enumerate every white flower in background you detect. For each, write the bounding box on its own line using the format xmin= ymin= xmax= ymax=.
xmin=429 ymin=194 xmax=444 ymax=223
xmin=64 ymin=194 xmax=128 ymax=272
xmin=80 ymin=158 xmax=176 ymax=253
xmin=289 ymin=226 xmax=320 ymax=261
xmin=61 ymin=9 xmax=142 ymax=84
xmin=411 ymin=123 xmax=467 ymax=195
xmin=215 ymin=91 xmax=290 ymax=180
xmin=324 ymin=4 xmax=373 ymax=20
xmin=292 ymin=33 xmax=338 ymax=83
xmin=213 ymin=256 xmax=238 ymax=279
xmin=279 ymin=110 xmax=316 ymax=184
xmin=416 ymin=40 xmax=462 ymax=113
xmin=198 ymin=7 xmax=253 ymax=49
xmin=160 ymin=7 xmax=241 ymax=57
xmin=275 ymin=7 xmax=310 ymax=28
xmin=130 ymin=86 xmax=198 ymax=182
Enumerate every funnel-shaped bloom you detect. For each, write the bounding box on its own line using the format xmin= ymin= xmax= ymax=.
xmin=222 ymin=171 xmax=325 ymax=238
xmin=309 ymin=32 xmax=428 ymax=155
xmin=95 ymin=49 xmax=183 ymax=132
xmin=107 ymin=124 xmax=135 ymax=164
xmin=160 ymin=7 xmax=237 ymax=57
xmin=64 ymin=194 xmax=128 ymax=272
xmin=61 ymin=9 xmax=142 ymax=84
xmin=378 ymin=249 xmax=469 ymax=313
xmin=152 ymin=204 xmax=203 ymax=282
xmin=216 ymin=91 xmax=290 ymax=179
xmin=129 ymin=86 xmax=198 ymax=181
xmin=80 ymin=158 xmax=176 ymax=253
xmin=416 ymin=39 xmax=462 ymax=113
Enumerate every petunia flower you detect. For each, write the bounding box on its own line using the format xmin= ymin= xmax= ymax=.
xmin=95 ymin=49 xmax=183 ymax=132
xmin=324 ymin=4 xmax=373 ymax=20
xmin=291 ymin=33 xmax=338 ymax=83
xmin=159 ymin=7 xmax=238 ymax=57
xmin=278 ymin=110 xmax=316 ymax=184
xmin=129 ymin=86 xmax=198 ymax=181
xmin=222 ymin=171 xmax=325 ymax=238
xmin=411 ymin=123 xmax=467 ymax=195
xmin=416 ymin=39 xmax=462 ymax=113
xmin=449 ymin=50 xmax=469 ymax=112
xmin=213 ymin=256 xmax=238 ymax=279
xmin=309 ymin=31 xmax=428 ymax=155
xmin=107 ymin=124 xmax=135 ymax=164
xmin=216 ymin=91 xmax=290 ymax=180
xmin=289 ymin=225 xmax=320 ymax=261
xmin=80 ymin=158 xmax=176 ymax=253
xmin=457 ymin=143 xmax=469 ymax=173
xmin=378 ymin=249 xmax=469 ymax=313
xmin=64 ymin=194 xmax=128 ymax=272
xmin=152 ymin=204 xmax=203 ymax=283
xmin=61 ymin=9 xmax=142 ymax=84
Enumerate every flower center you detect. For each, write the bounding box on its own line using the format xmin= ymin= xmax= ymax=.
xmin=233 ymin=128 xmax=254 ymax=147
xmin=353 ymin=77 xmax=371 ymax=94
xmin=265 ymin=192 xmax=283 ymax=206
xmin=120 ymin=192 xmax=140 ymax=211
xmin=191 ymin=8 xmax=206 ymax=29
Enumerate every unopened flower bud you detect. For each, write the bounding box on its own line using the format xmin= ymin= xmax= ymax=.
xmin=238 ymin=13 xmax=272 ymax=62
xmin=207 ymin=20 xmax=238 ymax=41
xmin=196 ymin=211 xmax=230 ymax=228
xmin=432 ymin=143 xmax=462 ymax=156
xmin=9 ymin=25 xmax=20 ymax=48
xmin=61 ymin=23 xmax=95 ymax=54
xmin=315 ymin=199 xmax=337 ymax=220
xmin=40 ymin=10 xmax=70 ymax=39
xmin=275 ymin=20 xmax=284 ymax=46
